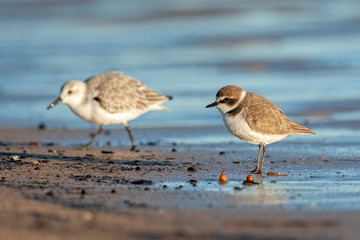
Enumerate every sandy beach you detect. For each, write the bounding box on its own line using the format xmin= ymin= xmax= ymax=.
xmin=0 ymin=127 xmax=360 ymax=240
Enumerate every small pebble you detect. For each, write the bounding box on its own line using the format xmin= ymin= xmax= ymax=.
xmin=189 ymin=179 xmax=197 ymax=184
xmin=10 ymin=155 xmax=20 ymax=161
xmin=234 ymin=186 xmax=243 ymax=191
xmin=187 ymin=167 xmax=196 ymax=172
xmin=101 ymin=150 xmax=113 ymax=154
xmin=219 ymin=151 xmax=226 ymax=155
xmin=267 ymin=172 xmax=288 ymax=176
xmin=29 ymin=142 xmax=42 ymax=146
xmin=38 ymin=122 xmax=46 ymax=130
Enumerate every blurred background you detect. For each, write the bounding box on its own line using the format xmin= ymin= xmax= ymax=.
xmin=0 ymin=0 xmax=360 ymax=133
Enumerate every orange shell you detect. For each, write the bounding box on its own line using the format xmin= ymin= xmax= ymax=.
xmin=219 ymin=171 xmax=228 ymax=182
xmin=246 ymin=175 xmax=254 ymax=182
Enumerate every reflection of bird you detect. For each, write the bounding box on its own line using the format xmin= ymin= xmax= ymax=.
xmin=206 ymin=85 xmax=315 ymax=174
xmin=47 ymin=71 xmax=172 ymax=150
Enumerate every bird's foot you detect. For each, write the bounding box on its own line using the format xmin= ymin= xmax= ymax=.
xmin=77 ymin=145 xmax=90 ymax=150
xmin=251 ymin=167 xmax=262 ymax=174
xmin=130 ymin=145 xmax=137 ymax=151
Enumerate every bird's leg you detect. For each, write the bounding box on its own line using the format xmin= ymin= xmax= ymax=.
xmin=259 ymin=144 xmax=268 ymax=174
xmin=251 ymin=145 xmax=262 ymax=174
xmin=125 ymin=124 xmax=136 ymax=151
xmin=84 ymin=125 xmax=103 ymax=148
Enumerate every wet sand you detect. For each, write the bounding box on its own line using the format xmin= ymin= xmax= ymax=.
xmin=1 ymin=127 xmax=360 ymax=240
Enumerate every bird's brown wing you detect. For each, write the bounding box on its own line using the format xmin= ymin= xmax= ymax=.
xmin=86 ymin=71 xmax=169 ymax=113
xmin=241 ymin=93 xmax=294 ymax=135
xmin=242 ymin=93 xmax=315 ymax=135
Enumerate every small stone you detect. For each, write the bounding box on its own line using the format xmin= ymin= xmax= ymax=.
xmin=266 ymin=172 xmax=288 ymax=176
xmin=10 ymin=155 xmax=20 ymax=162
xmin=31 ymin=160 xmax=40 ymax=165
xmin=187 ymin=167 xmax=196 ymax=172
xmin=189 ymin=179 xmax=197 ymax=184
xmin=101 ymin=150 xmax=113 ymax=154
xmin=131 ymin=180 xmax=153 ymax=185
xmin=45 ymin=190 xmax=54 ymax=197
xmin=29 ymin=142 xmax=42 ymax=146
xmin=38 ymin=122 xmax=46 ymax=130
xmin=219 ymin=151 xmax=226 ymax=155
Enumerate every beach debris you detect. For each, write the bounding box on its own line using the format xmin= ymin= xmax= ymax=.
xmin=175 ymin=185 xmax=183 ymax=190
xmin=31 ymin=160 xmax=40 ymax=165
xmin=234 ymin=186 xmax=243 ymax=191
xmin=266 ymin=172 xmax=288 ymax=176
xmin=38 ymin=122 xmax=46 ymax=130
xmin=147 ymin=142 xmax=157 ymax=146
xmin=66 ymin=187 xmax=85 ymax=194
xmin=189 ymin=179 xmax=197 ymax=184
xmin=10 ymin=155 xmax=21 ymax=162
xmin=219 ymin=151 xmax=226 ymax=155
xmin=72 ymin=174 xmax=92 ymax=182
xmin=131 ymin=179 xmax=153 ymax=185
xmin=45 ymin=190 xmax=54 ymax=197
xmin=124 ymin=200 xmax=147 ymax=208
xmin=242 ymin=175 xmax=259 ymax=186
xmin=187 ymin=167 xmax=197 ymax=172
xmin=29 ymin=141 xmax=43 ymax=146
xmin=219 ymin=171 xmax=228 ymax=184
xmin=189 ymin=179 xmax=197 ymax=186
xmin=101 ymin=150 xmax=113 ymax=154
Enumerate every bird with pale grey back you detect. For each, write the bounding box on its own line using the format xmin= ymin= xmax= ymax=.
xmin=206 ymin=85 xmax=315 ymax=174
xmin=47 ymin=71 xmax=172 ymax=150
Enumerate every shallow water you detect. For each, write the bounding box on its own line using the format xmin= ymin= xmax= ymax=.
xmin=160 ymin=179 xmax=360 ymax=211
xmin=0 ymin=0 xmax=360 ymax=136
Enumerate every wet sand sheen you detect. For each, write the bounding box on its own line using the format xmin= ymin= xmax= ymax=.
xmin=0 ymin=127 xmax=360 ymax=239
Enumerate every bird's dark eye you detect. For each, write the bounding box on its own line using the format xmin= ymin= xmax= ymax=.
xmin=224 ymin=98 xmax=229 ymax=102
xmin=68 ymin=90 xmax=72 ymax=94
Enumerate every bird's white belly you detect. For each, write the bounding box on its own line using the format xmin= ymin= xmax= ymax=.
xmin=70 ymin=102 xmax=145 ymax=125
xmin=223 ymin=113 xmax=287 ymax=145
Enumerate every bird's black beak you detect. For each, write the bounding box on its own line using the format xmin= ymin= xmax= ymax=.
xmin=47 ymin=97 xmax=62 ymax=110
xmin=206 ymin=101 xmax=217 ymax=108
